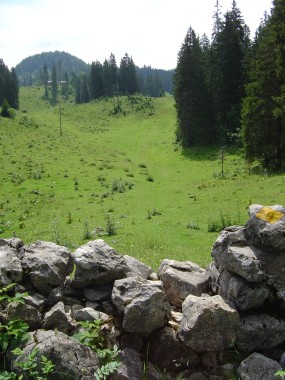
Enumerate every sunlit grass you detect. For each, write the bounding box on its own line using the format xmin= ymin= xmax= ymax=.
xmin=1 ymin=87 xmax=285 ymax=270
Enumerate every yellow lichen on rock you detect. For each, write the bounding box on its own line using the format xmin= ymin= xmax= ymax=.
xmin=255 ymin=207 xmax=284 ymax=224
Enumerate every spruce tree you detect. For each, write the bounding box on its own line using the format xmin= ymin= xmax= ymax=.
xmin=51 ymin=65 xmax=57 ymax=104
xmin=42 ymin=64 xmax=49 ymax=98
xmin=118 ymin=54 xmax=138 ymax=95
xmin=174 ymin=27 xmax=215 ymax=146
xmin=90 ymin=61 xmax=104 ymax=100
xmin=211 ymin=0 xmax=250 ymax=142
xmin=242 ymin=0 xmax=285 ymax=171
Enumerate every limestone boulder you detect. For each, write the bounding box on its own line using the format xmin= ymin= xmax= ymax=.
xmin=245 ymin=204 xmax=285 ymax=249
xmin=238 ymin=352 xmax=281 ymax=380
xmin=21 ymin=241 xmax=73 ymax=295
xmin=178 ymin=295 xmax=239 ymax=352
xmin=11 ymin=329 xmax=100 ymax=379
xmin=83 ymin=283 xmax=113 ymax=302
xmin=112 ymin=277 xmax=170 ymax=336
xmin=42 ymin=301 xmax=69 ymax=333
xmin=212 ymin=244 xmax=265 ymax=283
xmin=5 ymin=301 xmax=41 ymax=330
xmin=216 ymin=269 xmax=269 ymax=311
xmin=124 ymin=255 xmax=153 ymax=279
xmin=236 ymin=314 xmax=285 ymax=353
xmin=110 ymin=348 xmax=143 ymax=380
xmin=157 ymin=259 xmax=210 ymax=307
xmin=0 ymin=245 xmax=23 ymax=286
xmin=72 ymin=307 xmax=110 ymax=322
xmin=148 ymin=326 xmax=199 ymax=371
xmin=71 ymin=239 xmax=128 ymax=288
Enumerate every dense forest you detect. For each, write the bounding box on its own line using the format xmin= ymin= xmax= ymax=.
xmin=0 ymin=59 xmax=19 ymax=111
xmin=14 ymin=51 xmax=174 ymax=98
xmin=174 ymin=0 xmax=285 ymax=171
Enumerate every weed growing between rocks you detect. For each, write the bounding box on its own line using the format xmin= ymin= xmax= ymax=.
xmin=73 ymin=320 xmax=120 ymax=380
xmin=0 ymin=284 xmax=55 ymax=379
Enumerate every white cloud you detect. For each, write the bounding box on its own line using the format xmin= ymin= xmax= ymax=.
xmin=0 ymin=0 xmax=273 ymax=70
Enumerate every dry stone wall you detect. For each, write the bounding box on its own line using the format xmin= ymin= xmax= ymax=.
xmin=0 ymin=204 xmax=285 ymax=379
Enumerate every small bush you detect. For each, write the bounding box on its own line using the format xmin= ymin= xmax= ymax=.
xmin=111 ymin=178 xmax=125 ymax=193
xmin=208 ymin=211 xmax=241 ymax=232
xmin=106 ymin=214 xmax=117 ymax=236
xmin=1 ymin=99 xmax=11 ymax=118
xmin=186 ymin=223 xmax=200 ymax=230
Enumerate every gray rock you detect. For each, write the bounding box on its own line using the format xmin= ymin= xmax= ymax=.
xmin=245 ymin=204 xmax=285 ymax=249
xmin=72 ymin=307 xmax=110 ymax=322
xmin=23 ymin=291 xmax=46 ymax=313
xmin=217 ymin=269 xmax=269 ymax=311
xmin=123 ymin=255 xmax=153 ymax=279
xmin=0 ymin=237 xmax=24 ymax=251
xmin=42 ymin=301 xmax=69 ymax=333
xmin=21 ymin=241 xmax=73 ymax=295
xmin=11 ymin=329 xmax=100 ymax=379
xmin=212 ymin=243 xmax=265 ymax=283
xmin=178 ymin=295 xmax=239 ymax=352
xmin=47 ymin=286 xmax=63 ymax=306
xmin=253 ymin=248 xmax=285 ymax=303
xmin=238 ymin=352 xmax=281 ymax=380
xmin=110 ymin=348 xmax=143 ymax=380
xmin=71 ymin=239 xmax=128 ymax=288
xmin=148 ymin=326 xmax=199 ymax=371
xmin=0 ymin=245 xmax=23 ymax=286
xmin=112 ymin=277 xmax=170 ymax=335
xmin=6 ymin=301 xmax=42 ymax=329
xmin=84 ymin=283 xmax=113 ymax=302
xmin=157 ymin=259 xmax=210 ymax=307
xmin=211 ymin=226 xmax=247 ymax=257
xmin=236 ymin=314 xmax=285 ymax=353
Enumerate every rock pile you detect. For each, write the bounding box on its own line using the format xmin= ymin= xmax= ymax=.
xmin=0 ymin=204 xmax=284 ymax=379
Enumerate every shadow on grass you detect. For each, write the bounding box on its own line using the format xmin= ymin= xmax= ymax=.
xmin=180 ymin=145 xmax=241 ymax=162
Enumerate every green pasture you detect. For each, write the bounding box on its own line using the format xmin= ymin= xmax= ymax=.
xmin=0 ymin=87 xmax=284 ymax=270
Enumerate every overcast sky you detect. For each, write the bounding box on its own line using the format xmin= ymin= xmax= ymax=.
xmin=0 ymin=0 xmax=273 ymax=70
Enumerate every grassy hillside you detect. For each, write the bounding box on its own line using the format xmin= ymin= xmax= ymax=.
xmin=1 ymin=87 xmax=284 ymax=269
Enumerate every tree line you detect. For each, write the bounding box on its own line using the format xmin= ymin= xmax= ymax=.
xmin=0 ymin=59 xmax=19 ymax=111
xmin=174 ymin=0 xmax=285 ymax=172
xmin=75 ymin=53 xmax=167 ymax=104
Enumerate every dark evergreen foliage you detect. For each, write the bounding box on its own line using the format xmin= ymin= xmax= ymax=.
xmin=0 ymin=59 xmax=19 ymax=110
xmin=174 ymin=27 xmax=215 ymax=146
xmin=118 ymin=54 xmax=138 ymax=95
xmin=51 ymin=65 xmax=58 ymax=104
xmin=90 ymin=61 xmax=104 ymax=100
xmin=1 ymin=98 xmax=10 ymax=117
xmin=174 ymin=1 xmax=251 ymax=147
xmin=242 ymin=0 xmax=285 ymax=171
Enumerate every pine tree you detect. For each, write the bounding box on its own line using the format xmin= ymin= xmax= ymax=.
xmin=42 ymin=64 xmax=49 ymax=98
xmin=242 ymin=0 xmax=285 ymax=171
xmin=118 ymin=54 xmax=138 ymax=95
xmin=211 ymin=0 xmax=250 ymax=142
xmin=0 ymin=60 xmax=19 ymax=110
xmin=1 ymin=98 xmax=10 ymax=117
xmin=174 ymin=27 xmax=215 ymax=146
xmin=51 ymin=65 xmax=57 ymax=104
xmin=9 ymin=68 xmax=19 ymax=109
xmin=81 ymin=74 xmax=90 ymax=103
xmin=90 ymin=61 xmax=104 ymax=100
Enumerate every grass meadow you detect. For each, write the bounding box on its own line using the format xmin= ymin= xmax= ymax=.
xmin=1 ymin=86 xmax=285 ymax=270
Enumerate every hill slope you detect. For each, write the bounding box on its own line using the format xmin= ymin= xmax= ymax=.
xmin=1 ymin=88 xmax=284 ymax=269
xmin=15 ymin=51 xmax=90 ymax=85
